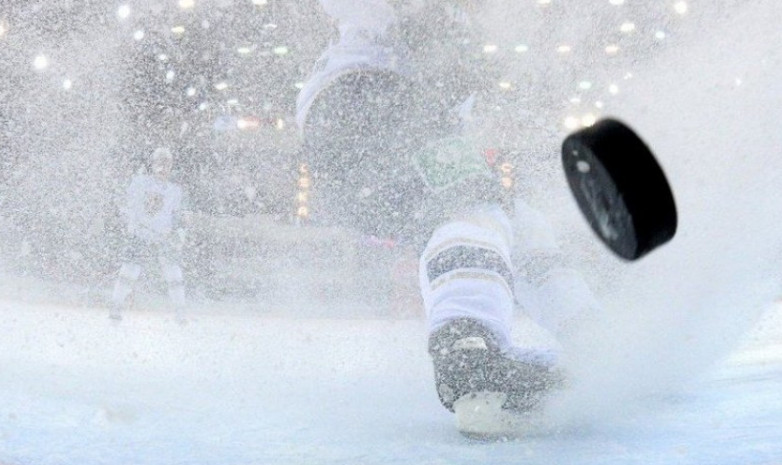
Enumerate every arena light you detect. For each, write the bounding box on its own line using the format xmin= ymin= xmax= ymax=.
xmin=0 ymin=18 xmax=8 ymax=37
xmin=237 ymin=116 xmax=261 ymax=130
xmin=581 ymin=113 xmax=598 ymax=127
xmin=499 ymin=162 xmax=513 ymax=190
xmin=500 ymin=162 xmax=512 ymax=175
xmin=514 ymin=44 xmax=529 ymax=53
xmin=272 ymin=46 xmax=289 ymax=56
xmin=179 ymin=0 xmax=195 ymax=9
xmin=296 ymin=164 xmax=311 ymax=223
xmin=133 ymin=30 xmax=145 ymax=40
xmin=563 ymin=116 xmax=580 ymax=130
xmin=674 ymin=1 xmax=688 ymax=15
xmin=33 ymin=54 xmax=49 ymax=70
xmin=117 ymin=5 xmax=131 ymax=20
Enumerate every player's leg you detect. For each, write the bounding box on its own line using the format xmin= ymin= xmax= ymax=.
xmin=302 ymin=68 xmax=562 ymax=434
xmin=422 ymin=204 xmax=516 ymax=339
xmin=110 ymin=262 xmax=141 ymax=320
xmin=301 ymin=70 xmax=440 ymax=238
xmin=511 ymin=197 xmax=603 ymax=342
xmin=109 ymin=235 xmax=150 ymax=320
xmin=421 ymin=204 xmax=563 ymax=437
xmin=159 ymin=256 xmax=186 ymax=321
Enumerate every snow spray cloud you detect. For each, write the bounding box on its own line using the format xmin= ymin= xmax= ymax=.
xmin=1 ymin=4 xmax=128 ymax=281
xmin=472 ymin=0 xmax=782 ymax=424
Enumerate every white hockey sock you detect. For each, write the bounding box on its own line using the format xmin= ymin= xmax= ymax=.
xmin=420 ymin=205 xmax=515 ymax=348
xmin=111 ymin=263 xmax=141 ymax=307
xmin=160 ymin=258 xmax=186 ymax=308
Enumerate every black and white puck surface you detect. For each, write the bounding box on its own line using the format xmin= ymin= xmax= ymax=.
xmin=561 ymin=118 xmax=677 ymax=260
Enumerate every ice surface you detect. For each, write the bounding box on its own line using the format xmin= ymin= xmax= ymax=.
xmin=0 ymin=298 xmax=780 ymax=465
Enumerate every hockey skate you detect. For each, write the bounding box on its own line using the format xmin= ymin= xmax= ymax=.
xmin=108 ymin=304 xmax=123 ymax=322
xmin=429 ymin=318 xmax=563 ymax=439
xmin=109 ymin=293 xmax=133 ymax=322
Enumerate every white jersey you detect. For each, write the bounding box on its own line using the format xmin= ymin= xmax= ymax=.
xmin=296 ymin=0 xmax=474 ymax=129
xmin=123 ymin=174 xmax=183 ymax=243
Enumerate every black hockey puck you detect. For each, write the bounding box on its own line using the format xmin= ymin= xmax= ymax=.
xmin=561 ymin=118 xmax=677 ymax=260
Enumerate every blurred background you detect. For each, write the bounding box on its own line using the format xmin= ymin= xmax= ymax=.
xmin=0 ymin=0 xmax=723 ymax=312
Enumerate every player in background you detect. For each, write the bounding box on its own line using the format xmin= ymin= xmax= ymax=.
xmin=296 ymin=0 xmax=603 ymax=435
xmin=109 ymin=147 xmax=187 ymax=323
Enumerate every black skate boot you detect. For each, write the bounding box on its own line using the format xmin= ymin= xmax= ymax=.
xmin=428 ymin=318 xmax=563 ymax=438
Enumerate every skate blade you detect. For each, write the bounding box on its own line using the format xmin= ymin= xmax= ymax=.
xmin=453 ymin=392 xmax=536 ymax=441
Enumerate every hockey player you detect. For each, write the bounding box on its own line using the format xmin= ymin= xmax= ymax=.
xmin=109 ymin=147 xmax=187 ymax=322
xmin=297 ymin=0 xmax=602 ymax=436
